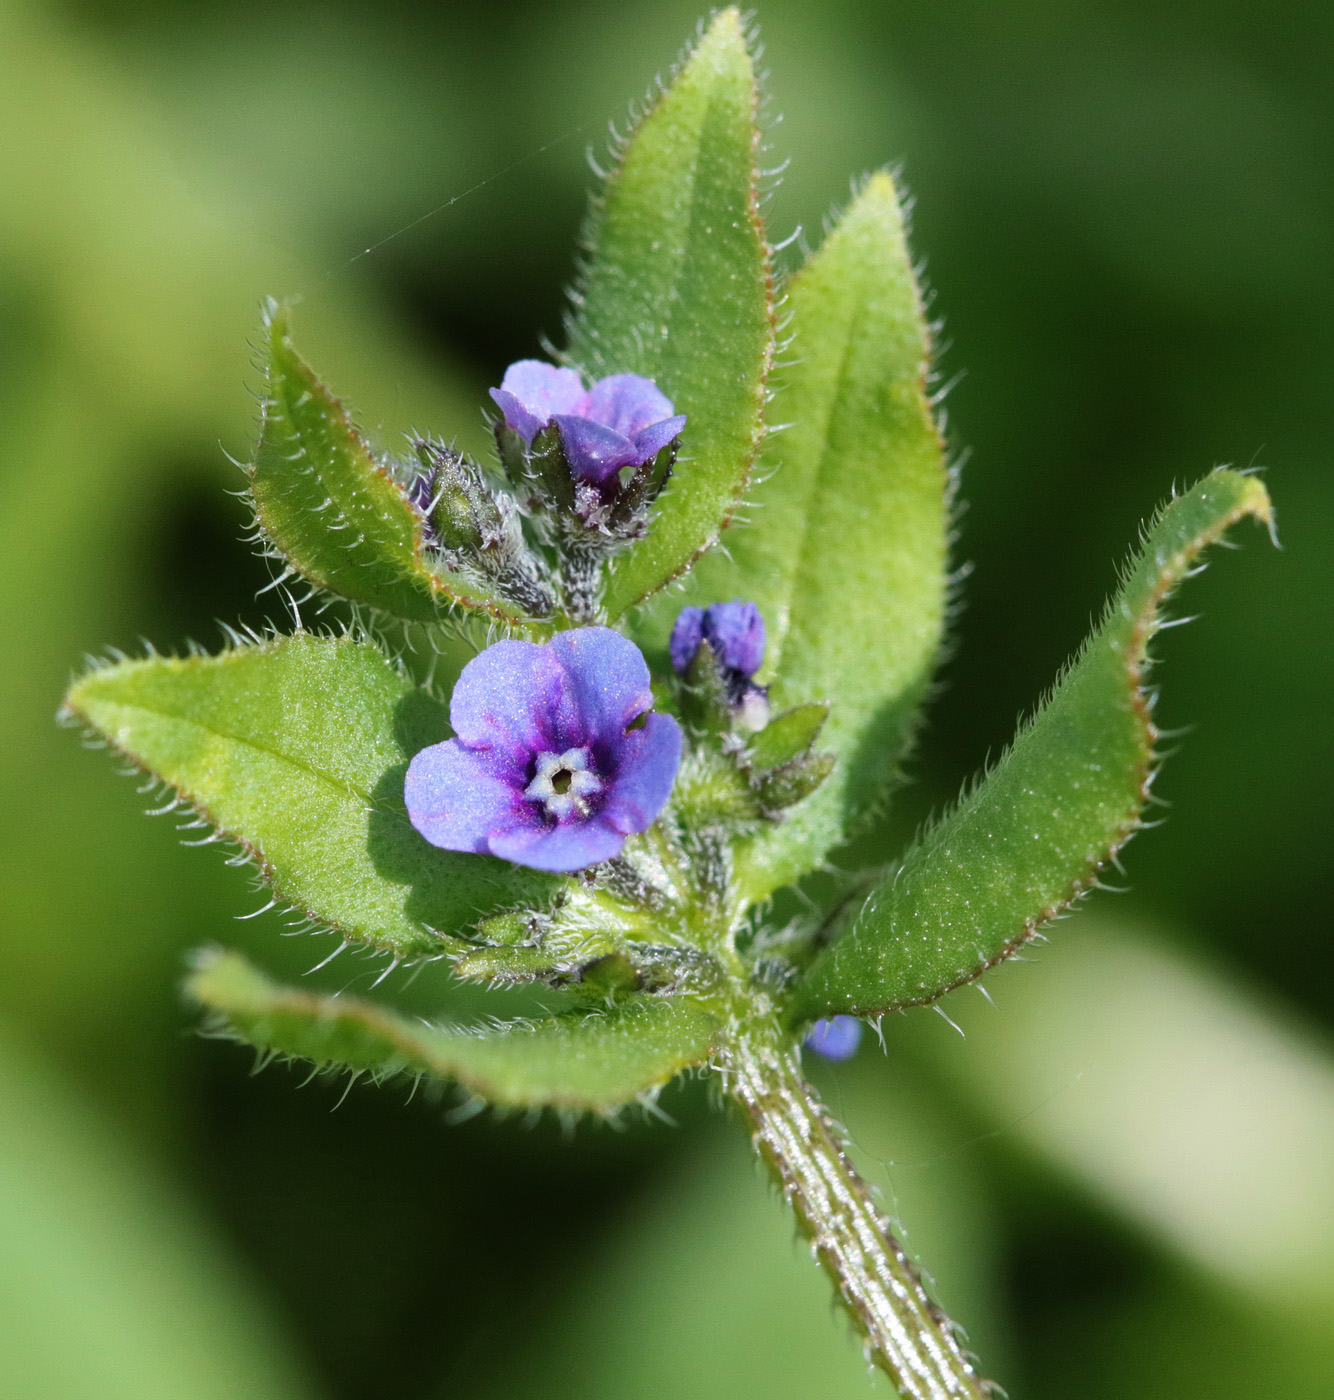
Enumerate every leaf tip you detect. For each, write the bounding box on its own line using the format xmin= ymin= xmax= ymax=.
xmin=693 ymin=6 xmax=755 ymax=78
xmin=861 ymin=168 xmax=900 ymax=204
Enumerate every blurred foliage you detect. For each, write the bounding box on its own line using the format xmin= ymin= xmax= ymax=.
xmin=1 ymin=0 xmax=1329 ymax=1396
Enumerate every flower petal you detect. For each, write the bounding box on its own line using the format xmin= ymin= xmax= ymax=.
xmin=630 ymin=414 xmax=687 ymax=465
xmin=601 ymin=712 xmax=683 ymax=835
xmin=547 ymin=628 xmax=655 ymax=742
xmin=552 ymin=415 xmax=638 ymax=483
xmin=704 ymin=600 xmax=766 ymax=678
xmin=448 ymin=639 xmax=575 ymax=765
xmin=584 ymin=373 xmax=676 ymax=437
xmin=489 ymin=360 xmax=587 ymax=441
xmin=405 ymin=740 xmax=526 ymax=854
xmin=489 ymin=815 xmax=626 ymax=872
xmin=668 ymin=607 xmax=706 ymax=675
xmin=488 ymin=388 xmax=544 ymax=444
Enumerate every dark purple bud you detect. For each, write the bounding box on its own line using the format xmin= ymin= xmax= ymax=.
xmin=670 ymin=601 xmax=766 ymax=682
xmin=405 ymin=628 xmax=682 ymax=873
xmin=489 ymin=359 xmax=685 ymax=486
xmin=804 ymin=1016 xmax=863 ymax=1062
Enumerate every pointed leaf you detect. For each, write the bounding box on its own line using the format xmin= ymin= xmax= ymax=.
xmin=252 ymin=305 xmax=532 ymax=626
xmin=63 ymin=634 xmax=558 ymax=959
xmin=188 ymin=948 xmax=720 ymax=1113
xmin=640 ymin=174 xmax=949 ymax=899
xmin=567 ymin=9 xmax=773 ymax=617
xmin=793 ymin=471 xmax=1273 ymax=1019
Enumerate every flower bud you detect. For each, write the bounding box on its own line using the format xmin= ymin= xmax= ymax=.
xmin=409 ymin=440 xmax=554 ymax=618
xmin=671 ymin=601 xmax=770 ymax=729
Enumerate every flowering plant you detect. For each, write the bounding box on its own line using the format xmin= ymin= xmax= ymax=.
xmin=61 ymin=10 xmax=1271 ymax=1397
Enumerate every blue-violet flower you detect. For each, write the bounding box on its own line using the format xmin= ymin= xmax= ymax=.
xmin=670 ymin=600 xmax=766 ymax=691
xmin=804 ymin=1016 xmax=864 ymax=1062
xmin=490 ymin=359 xmax=687 ymax=485
xmin=405 ymin=627 xmax=682 ymax=873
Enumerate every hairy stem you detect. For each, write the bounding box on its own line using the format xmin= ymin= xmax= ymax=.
xmin=721 ymin=1007 xmax=990 ymax=1399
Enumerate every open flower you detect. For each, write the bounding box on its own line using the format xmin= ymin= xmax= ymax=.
xmin=405 ymin=628 xmax=682 ymax=872
xmin=490 ymin=359 xmax=687 ymax=484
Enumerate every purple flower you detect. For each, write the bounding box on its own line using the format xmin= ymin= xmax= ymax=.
xmin=670 ymin=601 xmax=766 ymax=684
xmin=405 ymin=628 xmax=682 ymax=873
xmin=490 ymin=360 xmax=687 ymax=485
xmin=804 ymin=1016 xmax=863 ymax=1062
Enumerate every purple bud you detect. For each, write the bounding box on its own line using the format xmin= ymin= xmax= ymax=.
xmin=405 ymin=628 xmax=682 ymax=873
xmin=804 ymin=1016 xmax=863 ymax=1062
xmin=670 ymin=601 xmax=766 ymax=684
xmin=489 ymin=359 xmax=685 ymax=485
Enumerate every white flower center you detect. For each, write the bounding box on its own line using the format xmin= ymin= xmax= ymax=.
xmin=525 ymin=747 xmax=604 ymax=820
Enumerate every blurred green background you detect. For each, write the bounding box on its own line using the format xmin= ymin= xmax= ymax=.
xmin=2 ymin=0 xmax=1330 ymax=1395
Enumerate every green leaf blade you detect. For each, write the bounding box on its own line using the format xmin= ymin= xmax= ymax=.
xmin=567 ymin=9 xmax=773 ymax=617
xmin=793 ymin=470 xmax=1274 ymax=1020
xmin=252 ymin=305 xmax=526 ymax=626
xmin=642 ymin=172 xmax=949 ymax=899
xmin=63 ymin=634 xmax=558 ymax=959
xmin=188 ymin=948 xmax=720 ymax=1113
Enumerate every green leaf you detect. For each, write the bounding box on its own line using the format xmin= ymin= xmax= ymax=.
xmin=793 ymin=470 xmax=1274 ymax=1020
xmin=251 ymin=304 xmax=532 ymax=626
xmin=566 ymin=8 xmax=773 ymax=617
xmin=63 ymin=634 xmax=558 ymax=960
xmin=188 ymin=948 xmax=720 ymax=1113
xmin=640 ymin=173 xmax=949 ymax=900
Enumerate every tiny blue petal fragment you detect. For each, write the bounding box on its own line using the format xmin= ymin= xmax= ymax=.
xmin=489 ymin=359 xmax=686 ymax=484
xmin=670 ymin=600 xmax=766 ymax=680
xmin=805 ymin=1016 xmax=863 ymax=1061
xmin=405 ymin=628 xmax=682 ymax=873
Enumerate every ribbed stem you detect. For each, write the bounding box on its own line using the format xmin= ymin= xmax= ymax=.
xmin=721 ymin=1009 xmax=990 ymax=1400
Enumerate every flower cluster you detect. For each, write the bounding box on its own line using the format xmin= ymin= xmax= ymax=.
xmin=401 ymin=360 xmax=687 ymax=622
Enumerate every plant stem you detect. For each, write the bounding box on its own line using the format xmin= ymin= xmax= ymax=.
xmin=720 ymin=1006 xmax=991 ymax=1399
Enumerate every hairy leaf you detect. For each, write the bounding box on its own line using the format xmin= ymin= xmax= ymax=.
xmin=188 ymin=948 xmax=720 ymax=1113
xmin=640 ymin=173 xmax=948 ymax=899
xmin=63 ymin=634 xmax=558 ymax=959
xmin=567 ymin=8 xmax=772 ymax=617
xmin=251 ymin=305 xmax=528 ymax=625
xmin=794 ymin=470 xmax=1274 ymax=1019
